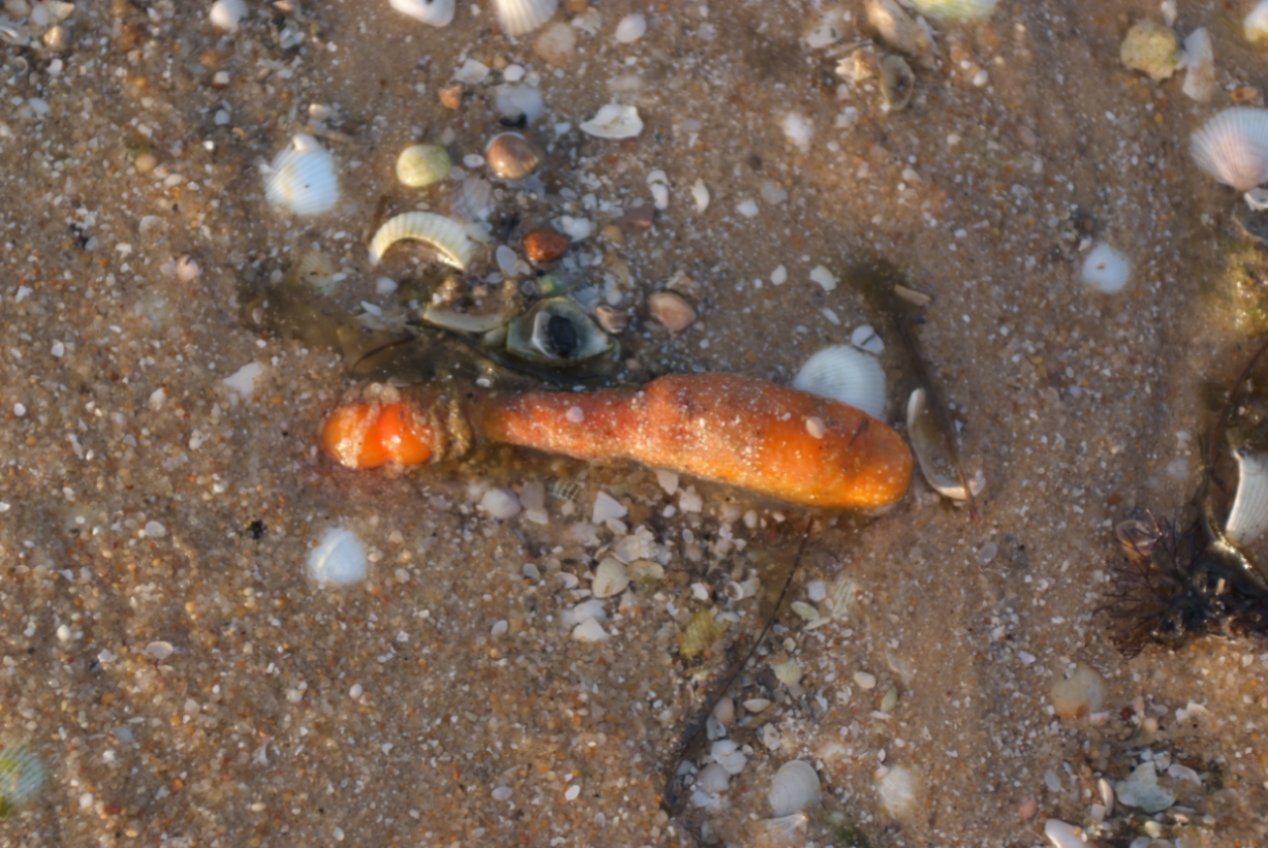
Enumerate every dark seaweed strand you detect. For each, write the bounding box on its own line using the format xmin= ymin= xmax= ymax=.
xmin=661 ymin=520 xmax=812 ymax=817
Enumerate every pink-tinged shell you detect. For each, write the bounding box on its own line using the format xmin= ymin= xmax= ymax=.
xmin=1191 ymin=107 xmax=1268 ymax=191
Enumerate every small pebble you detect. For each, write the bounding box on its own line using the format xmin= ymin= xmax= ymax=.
xmin=614 ymin=13 xmax=646 ymax=43
xmin=648 ymin=290 xmax=697 ymax=334
xmin=592 ymin=491 xmax=628 ymax=523
xmin=479 ymin=488 xmax=522 ymax=520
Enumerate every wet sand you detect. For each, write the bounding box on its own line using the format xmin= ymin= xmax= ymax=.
xmin=1 ymin=1 xmax=1267 ymax=845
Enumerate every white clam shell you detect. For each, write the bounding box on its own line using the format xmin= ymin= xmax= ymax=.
xmin=768 ymin=760 xmax=821 ymax=817
xmin=368 ymin=211 xmax=475 ymax=270
xmin=389 ymin=0 xmax=454 ymax=27
xmin=264 ymin=134 xmax=339 ymax=216
xmin=1080 ymin=242 xmax=1131 ymax=293
xmin=306 ymin=526 xmax=368 ymax=587
xmin=792 ymin=345 xmax=886 ymax=420
xmin=910 ymin=0 xmax=997 ymax=22
xmin=580 ymin=104 xmax=644 ymax=140
xmin=1225 ymin=449 xmax=1268 ymax=546
xmin=494 ymin=0 xmax=558 ymax=37
xmin=1191 ymin=107 xmax=1268 ymax=191
xmin=1043 ymin=819 xmax=1091 ymax=848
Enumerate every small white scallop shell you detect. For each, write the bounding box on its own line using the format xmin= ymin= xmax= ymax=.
xmin=389 ymin=0 xmax=454 ymax=27
xmin=368 ymin=211 xmax=475 ymax=270
xmin=264 ymin=134 xmax=339 ymax=216
xmin=1225 ymin=449 xmax=1268 ymax=546
xmin=494 ymin=0 xmax=558 ymax=37
xmin=306 ymin=526 xmax=368 ymax=586
xmin=580 ymin=104 xmax=644 ymax=140
xmin=792 ymin=345 xmax=886 ymax=420
xmin=1191 ymin=107 xmax=1268 ymax=191
xmin=910 ymin=0 xmax=997 ymax=22
xmin=768 ymin=760 xmax=821 ymax=817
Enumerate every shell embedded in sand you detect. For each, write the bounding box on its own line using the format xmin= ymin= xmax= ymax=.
xmin=389 ymin=0 xmax=455 ymax=27
xmin=1225 ymin=449 xmax=1268 ymax=546
xmin=1191 ymin=107 xmax=1268 ymax=191
xmin=264 ymin=134 xmax=339 ymax=216
xmin=368 ymin=211 xmax=475 ymax=270
xmin=910 ymin=0 xmax=997 ymax=22
xmin=792 ymin=345 xmax=886 ymax=420
xmin=494 ymin=0 xmax=558 ymax=37
xmin=768 ymin=760 xmax=821 ymax=817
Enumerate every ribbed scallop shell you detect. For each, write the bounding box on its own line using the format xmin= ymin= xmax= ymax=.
xmin=909 ymin=0 xmax=997 ymax=22
xmin=389 ymin=0 xmax=455 ymax=27
xmin=265 ymin=134 xmax=339 ymax=216
xmin=791 ymin=345 xmax=886 ymax=419
xmin=1226 ymin=449 xmax=1268 ymax=546
xmin=368 ymin=211 xmax=475 ymax=270
xmin=768 ymin=760 xmax=821 ymax=818
xmin=494 ymin=0 xmax=558 ymax=37
xmin=1191 ymin=107 xmax=1268 ymax=191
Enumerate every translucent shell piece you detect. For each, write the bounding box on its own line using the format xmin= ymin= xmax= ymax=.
xmin=1191 ymin=107 xmax=1268 ymax=191
xmin=1225 ymin=449 xmax=1268 ymax=546
xmin=792 ymin=345 xmax=886 ymax=420
xmin=389 ymin=0 xmax=454 ymax=27
xmin=910 ymin=0 xmax=997 ymax=22
xmin=494 ymin=0 xmax=558 ymax=37
xmin=264 ymin=134 xmax=339 ymax=216
xmin=368 ymin=212 xmax=475 ymax=270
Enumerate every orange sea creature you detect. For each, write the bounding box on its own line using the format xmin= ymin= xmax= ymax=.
xmin=320 ymin=374 xmax=913 ymax=509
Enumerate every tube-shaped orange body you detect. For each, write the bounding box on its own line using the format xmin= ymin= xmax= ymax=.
xmin=320 ymin=374 xmax=913 ymax=509
xmin=479 ymin=374 xmax=911 ymax=509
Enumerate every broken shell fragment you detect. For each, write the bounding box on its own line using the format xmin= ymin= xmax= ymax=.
xmin=907 ymin=387 xmax=979 ymax=500
xmin=1191 ymin=107 xmax=1268 ymax=191
xmin=1181 ymin=28 xmax=1216 ymax=103
xmin=793 ymin=345 xmax=886 ymax=420
xmin=264 ymin=134 xmax=339 ymax=217
xmin=522 ymin=228 xmax=569 ymax=263
xmin=580 ymin=104 xmax=644 ymax=140
xmin=486 ymin=132 xmax=544 ymax=180
xmin=368 ymin=212 xmax=475 ymax=270
xmin=879 ymin=54 xmax=915 ymax=111
xmin=1080 ymin=242 xmax=1131 ymax=293
xmin=505 ymin=297 xmax=614 ymax=365
xmin=910 ymin=0 xmax=997 ymax=22
xmin=494 ymin=0 xmax=558 ymax=38
xmin=390 ymin=0 xmax=455 ymax=27
xmin=1119 ymin=19 xmax=1180 ymax=82
xmin=865 ymin=0 xmax=933 ymax=67
xmin=395 ymin=143 xmax=451 ymax=188
xmin=1225 ymin=449 xmax=1268 ymax=547
xmin=648 ymin=290 xmax=697 ymax=334
xmin=595 ymin=304 xmax=629 ymax=334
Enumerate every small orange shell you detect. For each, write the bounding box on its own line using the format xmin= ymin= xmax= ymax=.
xmin=522 ymin=228 xmax=569 ymax=264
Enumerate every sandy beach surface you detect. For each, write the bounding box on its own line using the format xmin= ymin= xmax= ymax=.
xmin=2 ymin=1 xmax=1267 ymax=845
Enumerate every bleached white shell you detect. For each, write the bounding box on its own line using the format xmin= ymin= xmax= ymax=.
xmin=1080 ymin=242 xmax=1131 ymax=293
xmin=580 ymin=104 xmax=644 ymax=140
xmin=768 ymin=760 xmax=821 ymax=817
xmin=264 ymin=134 xmax=339 ymax=216
xmin=209 ymin=0 xmax=248 ymax=32
xmin=494 ymin=0 xmax=558 ymax=37
xmin=877 ymin=765 xmax=919 ymax=817
xmin=1043 ymin=819 xmax=1091 ymax=848
xmin=368 ymin=211 xmax=475 ymax=270
xmin=1247 ymin=1 xmax=1268 ymax=45
xmin=909 ymin=0 xmax=997 ymax=22
xmin=792 ymin=345 xmax=886 ymax=420
xmin=1191 ymin=107 xmax=1268 ymax=191
xmin=306 ymin=527 xmax=368 ymax=586
xmin=389 ymin=0 xmax=454 ymax=27
xmin=1225 ymin=449 xmax=1268 ymax=546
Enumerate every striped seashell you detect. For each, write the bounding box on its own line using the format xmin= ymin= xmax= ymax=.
xmin=1226 ymin=449 xmax=1268 ymax=547
xmin=1191 ymin=107 xmax=1268 ymax=191
xmin=494 ymin=0 xmax=558 ymax=37
xmin=792 ymin=345 xmax=886 ymax=420
xmin=264 ymin=134 xmax=339 ymax=216
xmin=389 ymin=0 xmax=454 ymax=27
xmin=368 ymin=211 xmax=475 ymax=270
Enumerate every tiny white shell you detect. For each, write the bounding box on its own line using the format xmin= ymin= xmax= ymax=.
xmin=494 ymin=0 xmax=558 ymax=37
xmin=1080 ymin=242 xmax=1131 ymax=293
xmin=580 ymin=104 xmax=644 ymax=140
xmin=1191 ymin=107 xmax=1268 ymax=191
xmin=909 ymin=0 xmax=998 ymax=22
xmin=306 ymin=526 xmax=368 ymax=586
xmin=877 ymin=765 xmax=919 ymax=817
xmin=1181 ymin=27 xmax=1215 ymax=104
xmin=209 ymin=0 xmax=248 ymax=32
xmin=1247 ymin=1 xmax=1268 ymax=45
xmin=792 ymin=345 xmax=886 ymax=420
xmin=768 ymin=760 xmax=821 ymax=817
xmin=592 ymin=558 xmax=630 ymax=599
xmin=1225 ymin=449 xmax=1268 ymax=546
xmin=265 ymin=134 xmax=339 ymax=217
xmin=389 ymin=0 xmax=454 ymax=27
xmin=1043 ymin=819 xmax=1091 ymax=848
xmin=368 ymin=211 xmax=475 ymax=270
